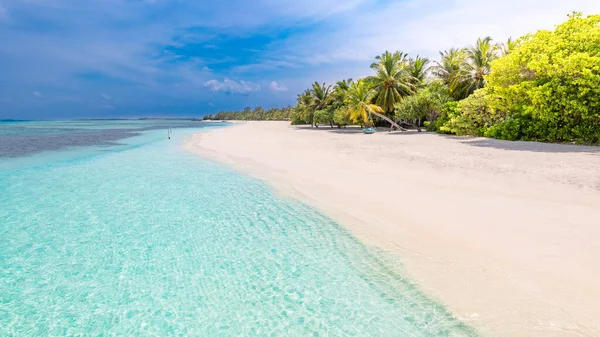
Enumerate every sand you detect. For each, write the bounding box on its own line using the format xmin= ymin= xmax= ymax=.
xmin=185 ymin=121 xmax=600 ymax=337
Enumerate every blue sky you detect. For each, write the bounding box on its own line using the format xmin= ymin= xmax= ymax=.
xmin=1 ymin=0 xmax=599 ymax=119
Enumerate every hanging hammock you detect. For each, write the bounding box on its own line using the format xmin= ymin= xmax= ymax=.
xmin=362 ymin=111 xmax=376 ymax=134
xmin=362 ymin=127 xmax=376 ymax=134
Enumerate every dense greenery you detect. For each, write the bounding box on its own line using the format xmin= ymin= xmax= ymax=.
xmin=203 ymin=106 xmax=294 ymax=121
xmin=289 ymin=13 xmax=600 ymax=144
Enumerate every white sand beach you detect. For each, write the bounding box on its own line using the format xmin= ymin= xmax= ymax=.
xmin=185 ymin=121 xmax=600 ymax=337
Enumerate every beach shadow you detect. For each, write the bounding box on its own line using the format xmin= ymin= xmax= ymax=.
xmin=460 ymin=138 xmax=600 ymax=154
xmin=291 ymin=126 xmax=427 ymax=135
xmin=291 ymin=126 xmax=365 ymax=134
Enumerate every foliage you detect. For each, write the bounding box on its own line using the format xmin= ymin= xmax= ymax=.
xmin=311 ymin=82 xmax=333 ymax=111
xmin=484 ymin=13 xmax=600 ymax=143
xmin=432 ymin=48 xmax=468 ymax=100
xmin=408 ymin=56 xmax=430 ymax=87
xmin=498 ymin=37 xmax=518 ymax=56
xmin=345 ymin=79 xmax=383 ymax=125
xmin=438 ymin=88 xmax=507 ymax=135
xmin=432 ymin=38 xmax=498 ymax=100
xmin=455 ymin=37 xmax=499 ymax=99
xmin=313 ymin=109 xmax=331 ymax=125
xmin=430 ymin=101 xmax=459 ymax=133
xmin=333 ymin=107 xmax=353 ymax=127
xmin=368 ymin=51 xmax=416 ymax=113
xmin=203 ymin=106 xmax=294 ymax=121
xmin=292 ymin=89 xmax=315 ymax=124
xmin=395 ymin=82 xmax=453 ymax=123
xmin=289 ymin=13 xmax=600 ymax=145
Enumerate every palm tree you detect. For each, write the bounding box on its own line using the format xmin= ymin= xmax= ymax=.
xmin=408 ymin=55 xmax=430 ymax=87
xmin=333 ymin=78 xmax=352 ymax=106
xmin=368 ymin=51 xmax=416 ymax=114
xmin=456 ymin=37 xmax=498 ymax=98
xmin=498 ymin=37 xmax=517 ymax=56
xmin=310 ymin=82 xmax=332 ymax=110
xmin=335 ymin=78 xmax=353 ymax=94
xmin=309 ymin=82 xmax=333 ymax=127
xmin=432 ymin=48 xmax=467 ymax=99
xmin=296 ymin=89 xmax=314 ymax=124
xmin=345 ymin=79 xmax=406 ymax=131
xmin=433 ymin=38 xmax=498 ymax=100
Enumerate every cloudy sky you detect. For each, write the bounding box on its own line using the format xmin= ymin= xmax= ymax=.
xmin=1 ymin=0 xmax=599 ymax=119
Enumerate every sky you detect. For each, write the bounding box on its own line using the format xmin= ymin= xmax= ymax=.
xmin=1 ymin=0 xmax=599 ymax=119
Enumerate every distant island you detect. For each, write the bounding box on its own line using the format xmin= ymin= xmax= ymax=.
xmin=202 ymin=106 xmax=293 ymax=121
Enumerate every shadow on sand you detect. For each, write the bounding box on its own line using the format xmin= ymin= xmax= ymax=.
xmin=290 ymin=125 xmax=600 ymax=154
xmin=459 ymin=138 xmax=600 ymax=154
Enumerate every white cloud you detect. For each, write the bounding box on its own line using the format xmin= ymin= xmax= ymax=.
xmin=204 ymin=78 xmax=261 ymax=94
xmin=4 ymin=0 xmax=600 ymax=118
xmin=101 ymin=104 xmax=115 ymax=109
xmin=33 ymin=91 xmax=42 ymax=97
xmin=269 ymin=81 xmax=288 ymax=92
xmin=251 ymin=0 xmax=600 ymax=66
xmin=101 ymin=93 xmax=111 ymax=100
xmin=208 ymin=102 xmax=215 ymax=106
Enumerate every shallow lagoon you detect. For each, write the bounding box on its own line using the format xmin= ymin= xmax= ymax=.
xmin=0 ymin=121 xmax=475 ymax=336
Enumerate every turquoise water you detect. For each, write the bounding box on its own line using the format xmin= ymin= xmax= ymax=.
xmin=0 ymin=122 xmax=476 ymax=336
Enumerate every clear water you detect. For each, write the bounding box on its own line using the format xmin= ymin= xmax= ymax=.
xmin=0 ymin=121 xmax=476 ymax=336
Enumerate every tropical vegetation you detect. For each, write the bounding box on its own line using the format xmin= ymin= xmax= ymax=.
xmin=203 ymin=106 xmax=294 ymax=121
xmin=287 ymin=13 xmax=600 ymax=144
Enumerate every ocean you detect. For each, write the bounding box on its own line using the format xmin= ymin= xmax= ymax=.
xmin=0 ymin=120 xmax=475 ymax=336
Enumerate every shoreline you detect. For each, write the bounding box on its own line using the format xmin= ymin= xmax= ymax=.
xmin=184 ymin=121 xmax=600 ymax=337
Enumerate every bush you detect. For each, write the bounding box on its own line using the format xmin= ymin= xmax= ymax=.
xmin=395 ymin=82 xmax=453 ymax=128
xmin=484 ymin=13 xmax=600 ymax=143
xmin=333 ymin=107 xmax=353 ymax=127
xmin=430 ymin=102 xmax=457 ymax=133
xmin=438 ymin=89 xmax=507 ymax=136
xmin=313 ymin=109 xmax=331 ymax=125
xmin=485 ymin=112 xmax=600 ymax=144
xmin=290 ymin=110 xmax=309 ymax=125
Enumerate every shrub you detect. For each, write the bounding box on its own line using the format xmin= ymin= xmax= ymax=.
xmin=484 ymin=13 xmax=600 ymax=143
xmin=438 ymin=89 xmax=507 ymax=136
xmin=333 ymin=107 xmax=353 ymax=127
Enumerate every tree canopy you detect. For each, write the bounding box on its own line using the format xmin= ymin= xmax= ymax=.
xmin=244 ymin=12 xmax=600 ymax=145
xmin=203 ymin=106 xmax=294 ymax=121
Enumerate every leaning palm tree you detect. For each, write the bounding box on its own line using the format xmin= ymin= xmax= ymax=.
xmin=368 ymin=51 xmax=416 ymax=114
xmin=345 ymin=79 xmax=406 ymax=131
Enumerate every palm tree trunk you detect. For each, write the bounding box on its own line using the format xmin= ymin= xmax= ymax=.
xmin=369 ymin=111 xmax=407 ymax=131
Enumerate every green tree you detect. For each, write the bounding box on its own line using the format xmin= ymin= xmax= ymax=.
xmin=345 ymin=79 xmax=405 ymax=130
xmin=408 ymin=56 xmax=430 ymax=88
xmin=394 ymin=82 xmax=453 ymax=131
xmin=457 ymin=37 xmax=498 ymax=98
xmin=330 ymin=79 xmax=353 ymax=128
xmin=439 ymin=88 xmax=507 ymax=135
xmin=432 ymin=48 xmax=467 ymax=100
xmin=368 ymin=51 xmax=416 ymax=114
xmin=484 ymin=13 xmax=600 ymax=143
xmin=310 ymin=82 xmax=333 ymax=127
xmin=498 ymin=37 xmax=517 ymax=56
xmin=333 ymin=107 xmax=353 ymax=127
xmin=292 ymin=90 xmax=314 ymax=124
